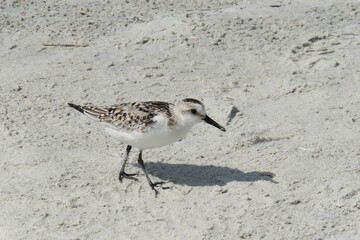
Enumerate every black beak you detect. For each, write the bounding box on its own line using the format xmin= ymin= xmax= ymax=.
xmin=203 ymin=115 xmax=226 ymax=132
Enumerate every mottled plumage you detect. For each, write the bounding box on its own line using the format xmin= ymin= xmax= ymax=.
xmin=68 ymin=98 xmax=226 ymax=195
xmin=71 ymin=101 xmax=175 ymax=133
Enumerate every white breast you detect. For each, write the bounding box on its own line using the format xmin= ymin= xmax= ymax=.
xmin=101 ymin=115 xmax=194 ymax=149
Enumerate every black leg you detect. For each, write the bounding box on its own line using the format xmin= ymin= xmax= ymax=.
xmin=137 ymin=150 xmax=165 ymax=195
xmin=119 ymin=145 xmax=138 ymax=182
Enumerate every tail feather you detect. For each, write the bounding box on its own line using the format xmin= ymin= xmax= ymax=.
xmin=68 ymin=102 xmax=107 ymax=121
xmin=68 ymin=103 xmax=84 ymax=113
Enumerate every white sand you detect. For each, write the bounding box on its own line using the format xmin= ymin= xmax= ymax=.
xmin=1 ymin=0 xmax=360 ymax=239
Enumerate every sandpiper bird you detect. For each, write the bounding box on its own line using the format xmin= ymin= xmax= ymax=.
xmin=68 ymin=98 xmax=226 ymax=194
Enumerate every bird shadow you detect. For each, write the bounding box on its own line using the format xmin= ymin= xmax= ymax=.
xmin=144 ymin=162 xmax=278 ymax=187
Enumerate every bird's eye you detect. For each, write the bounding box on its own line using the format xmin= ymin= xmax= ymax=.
xmin=191 ymin=109 xmax=197 ymax=114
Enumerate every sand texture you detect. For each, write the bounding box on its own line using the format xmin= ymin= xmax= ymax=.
xmin=1 ymin=0 xmax=360 ymax=239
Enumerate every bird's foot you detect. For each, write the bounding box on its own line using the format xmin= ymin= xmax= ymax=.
xmin=149 ymin=181 xmax=168 ymax=196
xmin=119 ymin=171 xmax=138 ymax=182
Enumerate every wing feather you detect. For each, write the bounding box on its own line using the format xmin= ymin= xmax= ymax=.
xmin=68 ymin=101 xmax=174 ymax=132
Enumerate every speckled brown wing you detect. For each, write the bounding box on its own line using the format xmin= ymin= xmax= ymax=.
xmin=68 ymin=101 xmax=175 ymax=131
xmin=70 ymin=101 xmax=174 ymax=132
